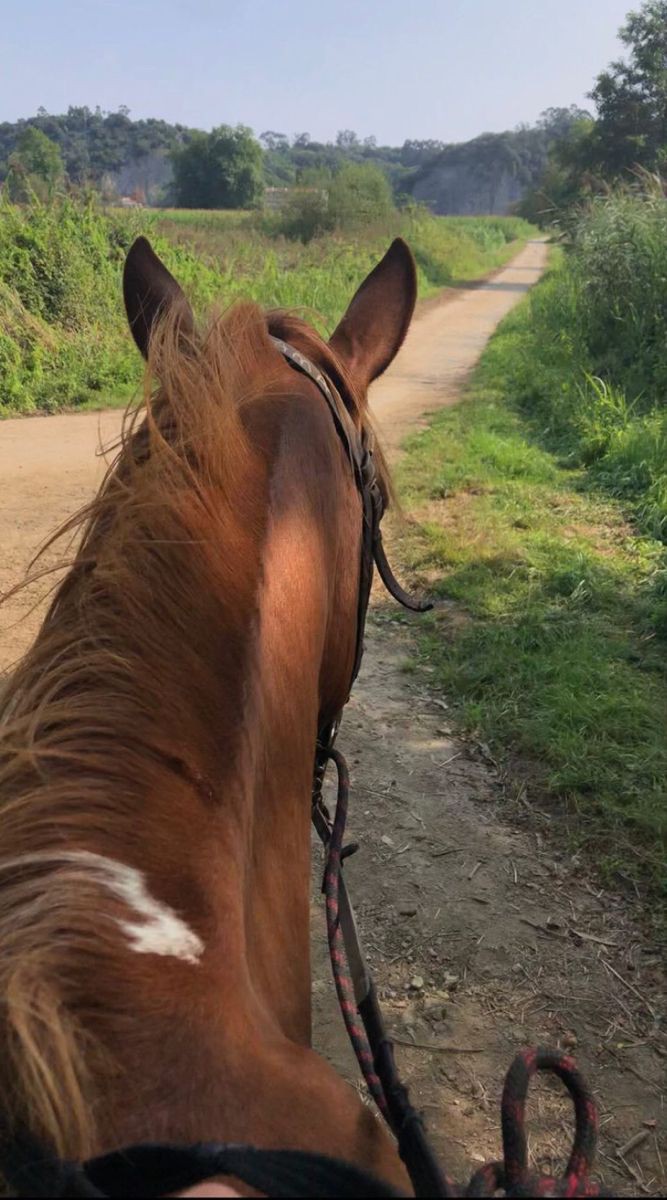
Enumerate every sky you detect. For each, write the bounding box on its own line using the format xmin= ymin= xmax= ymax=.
xmin=1 ymin=0 xmax=633 ymax=145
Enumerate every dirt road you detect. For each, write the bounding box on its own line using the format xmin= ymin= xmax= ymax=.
xmin=369 ymin=237 xmax=547 ymax=453
xmin=1 ymin=239 xmax=665 ymax=1193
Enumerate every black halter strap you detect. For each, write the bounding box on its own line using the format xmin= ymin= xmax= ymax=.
xmin=3 ymin=1135 xmax=404 ymax=1199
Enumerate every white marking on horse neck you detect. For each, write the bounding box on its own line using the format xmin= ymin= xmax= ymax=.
xmin=61 ymin=851 xmax=204 ymax=964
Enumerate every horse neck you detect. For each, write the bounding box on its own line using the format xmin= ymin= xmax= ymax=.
xmin=97 ymin=394 xmax=363 ymax=1153
xmin=225 ymin=395 xmax=360 ymax=1044
xmin=0 ymin=380 xmax=363 ymax=1162
xmin=120 ymin=390 xmax=360 ymax=1047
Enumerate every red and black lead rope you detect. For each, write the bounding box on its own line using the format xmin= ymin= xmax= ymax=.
xmin=320 ymin=748 xmax=389 ymax=1119
xmin=316 ymin=746 xmax=604 ymax=1198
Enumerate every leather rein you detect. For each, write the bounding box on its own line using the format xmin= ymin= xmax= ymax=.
xmin=275 ymin=341 xmax=601 ymax=1199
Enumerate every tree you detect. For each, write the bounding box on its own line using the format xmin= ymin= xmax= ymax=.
xmin=0 ymin=107 xmax=200 ymax=193
xmin=590 ymin=0 xmax=667 ymax=173
xmin=6 ymin=127 xmax=64 ymax=201
xmin=517 ymin=5 xmax=667 ymax=223
xmin=171 ymin=124 xmax=263 ymax=209
xmin=336 ymin=130 xmax=360 ymax=149
xmin=537 ymin=106 xmax=592 ymax=138
xmin=259 ymin=130 xmax=289 ymax=152
xmin=400 ymin=139 xmax=445 ymax=167
xmin=517 ymin=118 xmax=600 ymax=225
xmin=328 ymin=162 xmax=394 ymax=225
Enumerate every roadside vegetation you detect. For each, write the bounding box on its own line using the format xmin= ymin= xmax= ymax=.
xmin=397 ymin=185 xmax=667 ymax=913
xmin=503 ymin=184 xmax=667 ymax=540
xmin=0 ymin=191 xmax=532 ymax=415
xmin=395 ymin=0 xmax=667 ymax=914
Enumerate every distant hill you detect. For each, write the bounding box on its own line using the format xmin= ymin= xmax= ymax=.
xmin=411 ymin=111 xmax=590 ymax=215
xmin=0 ymin=105 xmax=589 ymax=213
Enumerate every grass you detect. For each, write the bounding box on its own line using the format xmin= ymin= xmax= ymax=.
xmin=500 ymin=185 xmax=667 ymax=542
xmin=61 ymin=383 xmax=137 ymax=414
xmin=0 ymin=199 xmax=533 ymax=415
xmin=148 ymin=208 xmax=532 ymax=310
xmin=396 ymin=296 xmax=667 ymax=914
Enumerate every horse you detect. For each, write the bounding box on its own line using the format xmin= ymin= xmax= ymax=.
xmin=0 ymin=235 xmax=418 ymax=1196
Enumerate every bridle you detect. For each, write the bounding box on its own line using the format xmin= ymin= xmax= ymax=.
xmin=1 ymin=340 xmax=604 ymax=1198
xmin=269 ymin=335 xmax=432 ymax=686
xmin=269 ymin=332 xmax=432 ymax=771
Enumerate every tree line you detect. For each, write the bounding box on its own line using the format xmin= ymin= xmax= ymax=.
xmin=3 ymin=0 xmax=664 ymax=216
xmin=0 ymin=102 xmax=588 ymax=213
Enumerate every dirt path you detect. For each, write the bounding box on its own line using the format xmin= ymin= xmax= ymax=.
xmin=1 ymin=240 xmax=665 ymax=1194
xmin=370 ymin=238 xmax=547 ymax=453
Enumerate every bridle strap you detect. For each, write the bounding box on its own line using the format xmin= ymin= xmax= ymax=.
xmin=269 ymin=336 xmax=361 ymax=487
xmin=285 ymin=332 xmax=602 ymax=1196
xmin=270 ymin=334 xmax=432 ymax=697
xmin=374 ymin=533 xmax=432 ymax=613
xmin=312 ymin=747 xmax=450 ymax=1196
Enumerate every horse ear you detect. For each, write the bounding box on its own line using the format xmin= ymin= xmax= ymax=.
xmin=123 ymin=236 xmax=195 ymax=360
xmin=329 ymin=238 xmax=417 ymax=390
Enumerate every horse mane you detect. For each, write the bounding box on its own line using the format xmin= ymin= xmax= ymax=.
xmin=0 ymin=300 xmax=387 ymax=1162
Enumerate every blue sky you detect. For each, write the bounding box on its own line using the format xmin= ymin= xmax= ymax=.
xmin=2 ymin=0 xmax=632 ymax=144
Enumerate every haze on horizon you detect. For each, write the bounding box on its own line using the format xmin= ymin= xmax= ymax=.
xmin=3 ymin=0 xmax=631 ymax=145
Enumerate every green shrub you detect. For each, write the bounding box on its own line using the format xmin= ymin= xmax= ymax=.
xmin=170 ymin=125 xmax=264 ymax=210
xmin=0 ymin=198 xmax=139 ymax=412
xmin=270 ymin=188 xmax=333 ymax=242
xmin=267 ymin=163 xmax=396 ymax=242
xmin=327 ymin=163 xmax=395 ymax=227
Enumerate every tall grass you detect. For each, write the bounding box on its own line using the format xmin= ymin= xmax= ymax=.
xmin=500 ymin=182 xmax=667 ymax=538
xmin=0 ymin=198 xmax=136 ymax=412
xmin=402 ymin=210 xmax=531 ymax=287
xmin=0 ymin=197 xmax=532 ymax=415
xmin=151 ymin=206 xmax=532 ymax=302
